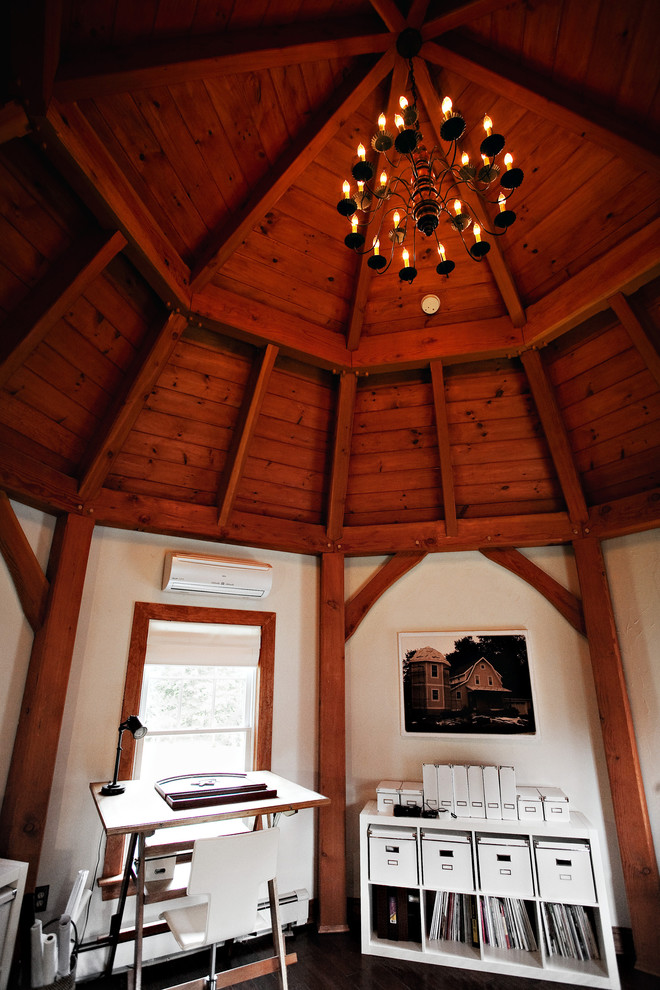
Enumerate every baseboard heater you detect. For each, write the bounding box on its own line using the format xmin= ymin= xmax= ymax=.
xmin=241 ymin=888 xmax=310 ymax=940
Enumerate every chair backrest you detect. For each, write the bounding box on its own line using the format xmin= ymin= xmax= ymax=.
xmin=187 ymin=827 xmax=280 ymax=944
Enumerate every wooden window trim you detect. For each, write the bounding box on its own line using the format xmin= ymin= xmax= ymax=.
xmin=100 ymin=602 xmax=276 ymax=893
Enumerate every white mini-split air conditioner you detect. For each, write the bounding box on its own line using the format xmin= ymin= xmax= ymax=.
xmin=162 ymin=552 xmax=272 ymax=598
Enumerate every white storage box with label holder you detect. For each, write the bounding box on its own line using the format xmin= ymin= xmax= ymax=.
xmin=368 ymin=825 xmax=418 ymax=885
xmin=376 ymin=780 xmax=402 ymax=814
xmin=516 ymin=786 xmax=543 ymax=822
xmin=477 ymin=835 xmax=534 ymax=898
xmin=399 ymin=781 xmax=424 ymax=810
xmin=537 ymin=785 xmax=570 ymax=822
xmin=534 ymin=839 xmax=596 ymax=904
xmin=421 ymin=830 xmax=474 ymax=892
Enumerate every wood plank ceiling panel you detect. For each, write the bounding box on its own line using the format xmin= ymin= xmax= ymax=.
xmin=235 ymin=363 xmax=334 ymax=524
xmin=446 ymin=360 xmax=563 ymax=517
xmin=345 ymin=373 xmax=443 ymax=526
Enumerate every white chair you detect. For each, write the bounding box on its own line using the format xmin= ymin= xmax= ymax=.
xmin=160 ymin=827 xmax=288 ymax=989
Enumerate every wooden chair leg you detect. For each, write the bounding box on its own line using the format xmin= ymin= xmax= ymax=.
xmin=267 ymin=877 xmax=288 ymax=990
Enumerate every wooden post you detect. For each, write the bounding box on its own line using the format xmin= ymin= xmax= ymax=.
xmin=573 ymin=537 xmax=660 ymax=976
xmin=0 ymin=511 xmax=95 ymax=889
xmin=317 ymin=550 xmax=349 ymax=932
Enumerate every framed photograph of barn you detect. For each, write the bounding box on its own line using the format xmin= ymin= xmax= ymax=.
xmin=398 ymin=630 xmax=537 ymax=736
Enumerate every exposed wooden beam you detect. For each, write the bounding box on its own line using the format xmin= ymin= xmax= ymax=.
xmin=422 ymin=34 xmax=660 ymax=177
xmin=521 ymin=348 xmax=588 ymax=526
xmin=0 ymin=229 xmax=127 ymax=389
xmin=345 ymin=551 xmax=427 ymax=640
xmin=573 ymin=537 xmax=660 ymax=976
xmin=77 ymin=313 xmax=188 ymax=502
xmin=430 ymin=359 xmax=458 ymax=536
xmin=608 ymin=292 xmax=660 ymax=389
xmin=480 ymin=546 xmax=585 ymax=635
xmin=586 ymin=488 xmax=660 ymax=542
xmin=0 ymin=101 xmax=31 ymax=144
xmin=412 ymin=59 xmax=526 ymax=328
xmin=523 ymin=219 xmax=660 ymax=348
xmin=54 ymin=18 xmax=394 ymax=101
xmin=90 ymin=489 xmax=333 ymax=556
xmin=326 ymin=372 xmax=358 ymax=542
xmin=217 ymin=344 xmax=279 ymax=527
xmin=346 ymin=59 xmax=409 ymax=352
xmin=0 ymin=490 xmax=49 ymax=632
xmin=192 ymin=284 xmax=351 ymax=370
xmin=318 ymin=551 xmax=349 ymax=933
xmin=10 ymin=0 xmax=62 ymax=117
xmin=190 ymin=50 xmax=397 ymax=291
xmin=0 ymin=438 xmax=83 ymax=515
xmin=422 ymin=0 xmax=522 ymax=39
xmin=368 ymin=0 xmax=406 ymax=32
xmin=42 ymin=102 xmax=191 ymax=310
xmin=0 ymin=511 xmax=94 ymax=889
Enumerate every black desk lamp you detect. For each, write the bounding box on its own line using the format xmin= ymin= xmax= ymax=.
xmin=101 ymin=715 xmax=148 ymax=796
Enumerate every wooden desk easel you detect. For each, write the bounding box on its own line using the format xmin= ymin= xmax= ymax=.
xmin=89 ymin=772 xmax=329 ymax=990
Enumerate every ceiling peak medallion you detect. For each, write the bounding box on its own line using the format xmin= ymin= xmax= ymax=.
xmin=337 ymin=28 xmax=524 ymax=283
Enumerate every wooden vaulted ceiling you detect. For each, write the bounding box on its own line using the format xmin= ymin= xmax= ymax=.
xmin=1 ymin=0 xmax=659 ymax=556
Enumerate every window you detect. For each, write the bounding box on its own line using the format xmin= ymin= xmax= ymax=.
xmin=431 ymin=664 xmax=438 ymax=677
xmin=101 ymin=602 xmax=275 ymax=889
xmin=431 ymin=689 xmax=439 ymax=701
xmin=456 ymin=690 xmax=462 ymax=700
xmin=488 ymin=676 xmax=493 ymax=686
xmin=475 ymin=676 xmax=480 ymax=685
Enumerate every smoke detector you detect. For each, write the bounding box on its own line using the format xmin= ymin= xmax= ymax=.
xmin=421 ymin=294 xmax=440 ymax=315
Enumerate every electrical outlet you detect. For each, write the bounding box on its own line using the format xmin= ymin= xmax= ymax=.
xmin=34 ymin=885 xmax=49 ymax=912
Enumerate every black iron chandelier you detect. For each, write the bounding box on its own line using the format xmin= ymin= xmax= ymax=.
xmin=337 ymin=29 xmax=524 ymax=283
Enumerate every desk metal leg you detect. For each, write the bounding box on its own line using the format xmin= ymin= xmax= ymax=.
xmin=131 ymin=832 xmax=147 ymax=990
xmin=106 ymin=831 xmax=138 ymax=976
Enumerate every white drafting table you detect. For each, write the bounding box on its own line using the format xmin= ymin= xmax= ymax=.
xmin=90 ymin=771 xmax=329 ymax=989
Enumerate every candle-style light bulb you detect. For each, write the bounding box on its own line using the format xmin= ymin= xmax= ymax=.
xmin=461 ymin=152 xmax=470 ymax=166
xmin=453 ymin=199 xmax=462 ymax=215
xmin=399 ymin=96 xmax=408 ymax=110
xmin=373 ymin=237 xmax=380 ymax=256
xmin=394 ymin=114 xmax=404 ymax=131
xmin=441 ymin=96 xmax=452 ymax=117
xmin=483 ymin=115 xmax=493 ymax=136
xmin=504 ymin=153 xmax=513 ymax=170
xmin=437 ymin=244 xmax=446 ymax=262
xmin=393 ymin=211 xmax=400 ymax=227
xmin=481 ymin=153 xmax=490 ymax=166
xmin=379 ymin=170 xmax=388 ymax=187
xmin=357 ymin=180 xmax=365 ymax=192
xmin=498 ymin=192 xmax=507 ymax=212
xmin=402 ymin=248 xmax=410 ymax=268
xmin=351 ymin=215 xmax=358 ymax=233
xmin=357 ymin=143 xmax=366 ymax=161
xmin=378 ymin=113 xmax=386 ymax=132
xmin=473 ymin=224 xmax=481 ymax=243
xmin=342 ymin=180 xmax=350 ymax=199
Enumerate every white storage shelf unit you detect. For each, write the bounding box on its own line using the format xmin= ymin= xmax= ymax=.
xmin=0 ymin=859 xmax=28 ymax=990
xmin=360 ymin=801 xmax=620 ymax=989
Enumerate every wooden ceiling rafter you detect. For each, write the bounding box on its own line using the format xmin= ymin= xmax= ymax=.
xmin=53 ymin=18 xmax=395 ymax=102
xmin=520 ymin=348 xmax=589 ymax=526
xmin=189 ymin=49 xmax=397 ymax=292
xmin=608 ymin=292 xmax=660 ymax=389
xmin=345 ymin=58 xmax=410 ymax=352
xmin=421 ymin=0 xmax=525 ymax=39
xmin=41 ymin=101 xmax=191 ymax=310
xmin=77 ymin=312 xmax=189 ymax=502
xmin=0 ymin=102 xmax=31 ymax=144
xmin=217 ymin=343 xmax=279 ymax=527
xmin=430 ymin=359 xmax=458 ymax=537
xmin=9 ymin=0 xmax=62 ymax=117
xmin=0 ymin=228 xmax=127 ymax=389
xmin=326 ymin=371 xmax=358 ymax=542
xmin=423 ymin=34 xmax=660 ymax=177
xmin=368 ymin=0 xmax=406 ymax=33
xmin=411 ymin=58 xmax=526 ymax=328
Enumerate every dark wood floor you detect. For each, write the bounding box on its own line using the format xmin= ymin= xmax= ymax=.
xmin=78 ymin=922 xmax=660 ymax=990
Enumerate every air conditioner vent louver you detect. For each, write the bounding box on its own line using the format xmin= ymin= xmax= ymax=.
xmin=162 ymin=552 xmax=272 ymax=598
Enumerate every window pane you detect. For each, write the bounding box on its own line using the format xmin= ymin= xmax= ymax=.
xmin=144 ymin=665 xmax=252 ymax=730
xmin=139 ymin=731 xmax=247 ymax=782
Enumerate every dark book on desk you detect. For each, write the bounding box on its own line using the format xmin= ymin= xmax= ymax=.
xmin=155 ymin=773 xmax=278 ymax=810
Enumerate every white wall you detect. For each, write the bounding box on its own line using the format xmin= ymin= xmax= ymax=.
xmin=2 ymin=501 xmax=659 ymax=968
xmin=1 ymin=504 xmax=318 ymax=977
xmin=345 ymin=534 xmax=660 ymax=926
